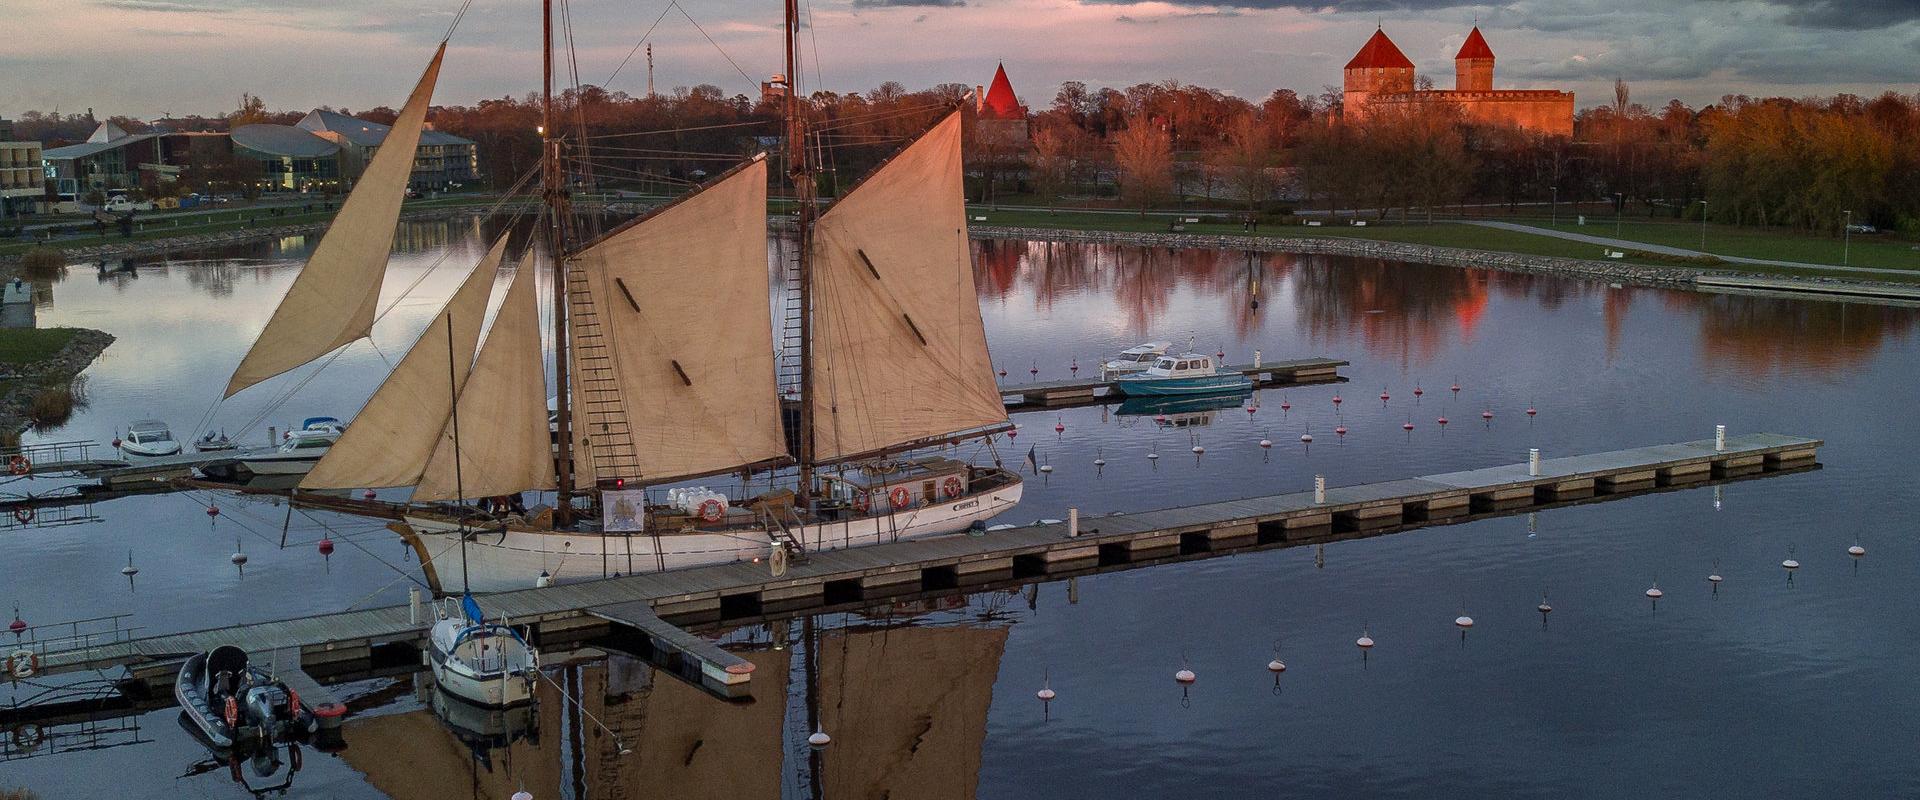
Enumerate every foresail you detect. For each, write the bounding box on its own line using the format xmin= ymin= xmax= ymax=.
xmin=567 ymin=157 xmax=784 ymax=487
xmin=807 ymin=112 xmax=1006 ymax=463
xmin=223 ymin=44 xmax=447 ymax=397
xmin=412 ymin=254 xmax=554 ymax=502
xmin=300 ymin=233 xmax=507 ymax=490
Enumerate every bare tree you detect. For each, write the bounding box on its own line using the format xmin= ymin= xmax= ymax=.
xmin=1112 ymin=118 xmax=1173 ymax=216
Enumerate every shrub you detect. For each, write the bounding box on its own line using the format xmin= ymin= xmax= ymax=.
xmin=26 ymin=378 xmax=87 ymax=431
xmin=19 ymin=247 xmax=66 ymax=280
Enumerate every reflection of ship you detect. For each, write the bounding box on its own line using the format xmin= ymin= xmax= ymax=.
xmin=423 ymin=679 xmax=538 ymax=753
xmin=812 ymin=624 xmax=1007 ymax=800
xmin=1115 ymin=391 xmax=1253 ymax=428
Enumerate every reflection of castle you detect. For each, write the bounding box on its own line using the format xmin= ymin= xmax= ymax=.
xmin=1342 ymin=26 xmax=1574 ymax=137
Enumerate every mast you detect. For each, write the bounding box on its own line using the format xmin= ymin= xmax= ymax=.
xmin=786 ymin=0 xmax=818 ymax=506
xmin=445 ymin=313 xmax=469 ymax=593
xmin=544 ymin=0 xmax=577 ymax=525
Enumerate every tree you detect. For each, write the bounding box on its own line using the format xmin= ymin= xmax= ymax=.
xmin=1029 ymin=124 xmax=1075 ymax=212
xmin=1112 ymin=117 xmax=1173 ymax=216
xmin=230 ymin=93 xmax=270 ymax=127
xmin=1209 ymin=115 xmax=1276 ymax=213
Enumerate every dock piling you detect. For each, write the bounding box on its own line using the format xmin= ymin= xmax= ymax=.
xmin=1068 ymin=507 xmax=1079 ymax=537
xmin=1314 ymin=475 xmax=1325 ymax=504
xmin=1716 ymin=425 xmax=1727 ymax=451
xmin=1528 ymin=449 xmax=1541 ymax=476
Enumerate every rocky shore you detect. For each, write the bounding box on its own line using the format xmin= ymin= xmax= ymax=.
xmin=971 ymin=225 xmax=1916 ymax=300
xmin=0 ymin=328 xmax=115 ymax=436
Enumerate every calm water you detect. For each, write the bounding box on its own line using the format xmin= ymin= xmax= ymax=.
xmin=3 ymin=220 xmax=1917 ymax=798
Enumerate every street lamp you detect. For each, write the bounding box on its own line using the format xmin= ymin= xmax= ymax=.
xmin=1550 ymin=185 xmax=1558 ymax=227
xmin=1843 ymin=210 xmax=1852 ymax=266
xmin=1698 ymin=200 xmax=1708 ymax=252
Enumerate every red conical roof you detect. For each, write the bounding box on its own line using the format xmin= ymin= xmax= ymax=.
xmin=1456 ymin=27 xmax=1495 ymax=60
xmin=982 ymin=63 xmax=1022 ymax=119
xmin=1344 ymin=28 xmax=1415 ymax=70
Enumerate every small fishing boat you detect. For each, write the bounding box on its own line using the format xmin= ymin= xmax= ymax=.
xmin=236 ymin=418 xmax=344 ymax=476
xmin=194 ymin=430 xmax=238 ymax=452
xmin=1099 ymin=341 xmax=1174 ymax=379
xmin=175 ymin=645 xmax=317 ymax=750
xmin=1112 ymin=353 xmax=1254 ymax=397
xmin=429 ymin=595 xmax=539 ymax=707
xmin=121 ymin=419 xmax=182 ymax=457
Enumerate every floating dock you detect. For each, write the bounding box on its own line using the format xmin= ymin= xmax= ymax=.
xmin=998 ymin=357 xmax=1346 ymax=410
xmin=13 ymin=432 xmax=1818 ymax=710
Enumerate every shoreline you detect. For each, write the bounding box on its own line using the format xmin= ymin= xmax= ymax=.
xmin=0 ymin=328 xmax=116 ymax=437
xmin=0 ymin=207 xmax=487 ymax=270
xmin=969 ymin=226 xmax=1920 ymax=304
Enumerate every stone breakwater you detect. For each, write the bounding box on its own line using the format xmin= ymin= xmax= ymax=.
xmin=0 ymin=208 xmax=485 ymax=270
xmin=0 ymin=327 xmax=115 ymax=435
xmin=970 ymin=226 xmax=1915 ymax=300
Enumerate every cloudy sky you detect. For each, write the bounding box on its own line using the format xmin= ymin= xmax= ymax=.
xmin=7 ymin=0 xmax=1918 ymax=119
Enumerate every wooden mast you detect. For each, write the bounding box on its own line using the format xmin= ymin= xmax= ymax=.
xmin=786 ymin=0 xmax=818 ymax=507
xmin=543 ymin=0 xmax=577 ymax=524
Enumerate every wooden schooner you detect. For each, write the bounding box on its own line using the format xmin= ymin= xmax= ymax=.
xmin=221 ymin=2 xmax=1023 ymax=592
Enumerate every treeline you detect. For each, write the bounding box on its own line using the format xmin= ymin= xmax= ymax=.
xmin=14 ymin=78 xmax=1919 ymax=234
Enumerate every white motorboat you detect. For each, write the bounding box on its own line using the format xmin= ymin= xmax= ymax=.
xmin=1100 ymin=341 xmax=1173 ymax=379
xmin=237 ymin=418 xmax=344 ymax=476
xmin=428 ymin=595 xmax=538 ymax=707
xmin=121 ymin=419 xmax=182 ymax=457
xmin=194 ymin=430 xmax=238 ymax=452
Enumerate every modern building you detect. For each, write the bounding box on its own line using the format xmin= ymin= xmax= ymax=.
xmin=231 ymin=124 xmax=341 ymax=191
xmin=0 ymin=132 xmax=43 ymax=217
xmin=40 ymin=122 xmax=170 ymax=200
xmin=295 ymin=109 xmax=478 ymax=190
xmin=1342 ymin=26 xmax=1574 ymax=137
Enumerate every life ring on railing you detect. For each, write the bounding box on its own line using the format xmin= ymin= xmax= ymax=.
xmin=12 ymin=507 xmax=33 ymax=524
xmin=10 ymin=722 xmax=43 ymax=752
xmin=6 ymin=649 xmax=38 ymax=679
xmin=697 ymin=498 xmax=725 ymax=524
xmin=888 ymin=487 xmax=912 ymax=509
xmin=7 ymin=455 xmax=28 ymax=476
xmin=941 ymin=476 xmax=963 ymax=499
xmin=852 ymin=493 xmax=869 ymax=514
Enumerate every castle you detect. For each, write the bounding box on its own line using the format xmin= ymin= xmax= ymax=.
xmin=1342 ymin=26 xmax=1574 ymax=137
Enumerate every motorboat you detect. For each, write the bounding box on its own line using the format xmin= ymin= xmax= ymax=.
xmin=1099 ymin=341 xmax=1173 ymax=379
xmin=1112 ymin=353 xmax=1254 ymax=397
xmin=429 ymin=595 xmax=539 ymax=707
xmin=194 ymin=430 xmax=238 ymax=452
xmin=175 ymin=645 xmax=317 ymax=750
xmin=121 ymin=419 xmax=182 ymax=457
xmin=236 ymin=418 xmax=344 ymax=476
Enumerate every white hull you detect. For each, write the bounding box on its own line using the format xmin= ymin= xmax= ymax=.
xmin=431 ymin=658 xmax=534 ymax=707
xmin=121 ymin=443 xmax=182 ymax=458
xmin=406 ymin=481 xmax=1024 ymax=593
xmin=238 ymin=454 xmax=322 ymax=475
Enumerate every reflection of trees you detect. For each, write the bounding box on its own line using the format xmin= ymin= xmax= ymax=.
xmin=180 ymin=261 xmax=241 ymax=298
xmin=969 ymin=240 xmax=1289 ymax=336
xmin=1291 ymin=254 xmax=1492 ymax=366
xmin=1692 ymin=295 xmax=1918 ymax=377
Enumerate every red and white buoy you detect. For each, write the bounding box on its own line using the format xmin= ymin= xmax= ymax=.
xmin=1332 ymin=394 xmax=1342 ymax=406
xmin=1402 ymin=420 xmax=1415 ymax=431
xmin=1450 ymin=378 xmax=1461 ymax=393
xmin=8 ymin=609 xmax=25 ymax=634
xmin=318 ymin=537 xmax=335 ymax=556
xmin=1437 ymin=416 xmax=1449 ymax=426
xmin=1380 ymin=387 xmax=1390 ymax=401
xmin=998 ymin=366 xmax=1007 ymax=377
xmin=1481 ymin=409 xmax=1493 ymax=420
xmin=362 ymin=489 xmax=377 ymax=501
xmin=1334 ymin=425 xmax=1347 ymax=436
xmin=1069 ymin=358 xmax=1079 ymax=374
xmin=1174 ymin=667 xmax=1196 ymax=684
xmin=1413 ymin=384 xmax=1424 ymax=397
xmin=206 ymin=505 xmax=221 ymax=518
xmin=1526 ymin=406 xmax=1537 ymax=417
xmin=1054 ymin=417 xmax=1065 ymax=433
xmin=1279 ymin=397 xmax=1291 ymax=411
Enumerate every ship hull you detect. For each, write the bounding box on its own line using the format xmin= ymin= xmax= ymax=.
xmin=404 ymin=480 xmax=1024 ymax=593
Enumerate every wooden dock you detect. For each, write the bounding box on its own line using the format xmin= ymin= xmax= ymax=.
xmin=998 ymin=356 xmax=1346 ymax=410
xmin=17 ymin=432 xmax=1818 ymax=704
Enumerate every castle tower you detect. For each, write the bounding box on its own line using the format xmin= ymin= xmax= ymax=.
xmin=1342 ymin=28 xmax=1416 ymax=120
xmin=1454 ymin=27 xmax=1495 ymax=92
xmin=980 ymin=62 xmax=1024 ymax=119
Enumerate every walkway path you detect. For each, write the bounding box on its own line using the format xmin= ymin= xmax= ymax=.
xmin=1463 ymin=220 xmax=1916 ymax=278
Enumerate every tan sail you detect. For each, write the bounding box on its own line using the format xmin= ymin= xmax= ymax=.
xmin=300 ymin=234 xmax=507 ymax=490
xmin=413 ymin=255 xmax=554 ymax=502
xmin=223 ymin=44 xmax=447 ymax=397
xmin=567 ymin=157 xmax=785 ymax=487
xmin=807 ymin=112 xmax=1007 ymax=463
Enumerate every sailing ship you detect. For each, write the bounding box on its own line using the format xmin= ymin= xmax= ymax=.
xmin=217 ymin=5 xmax=1023 ymax=592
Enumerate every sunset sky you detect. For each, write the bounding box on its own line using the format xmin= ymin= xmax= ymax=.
xmin=8 ymin=0 xmax=1918 ymax=119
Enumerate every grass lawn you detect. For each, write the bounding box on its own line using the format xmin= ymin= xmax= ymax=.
xmin=1459 ymin=212 xmax=1920 ymax=272
xmin=0 ymin=328 xmax=77 ymax=365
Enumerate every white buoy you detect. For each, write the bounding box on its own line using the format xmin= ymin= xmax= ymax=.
xmin=1782 ymin=559 xmax=1800 ymax=570
xmin=1259 ymin=438 xmax=1272 ymax=448
xmin=1454 ymin=615 xmax=1474 ymax=629
xmin=1848 ymin=544 xmax=1866 ymax=557
xmin=1174 ymin=668 xmax=1196 ymax=684
xmin=1040 ymin=464 xmax=1053 ymax=473
xmin=1708 ymin=573 xmax=1723 ymax=583
xmin=1147 ymin=452 xmax=1159 ymax=460
xmin=230 ymin=540 xmax=248 ymax=566
xmin=1094 ymin=457 xmax=1106 ymax=466
xmin=513 ymin=791 xmax=534 ymax=800
xmin=121 ymin=551 xmax=138 ymax=577
xmin=1537 ymin=600 xmax=1553 ymax=614
xmin=1300 ymin=432 xmax=1313 ymax=443
xmin=808 ymin=728 xmax=832 ymax=748
xmin=536 ymin=570 xmax=553 ymax=588
xmin=1267 ymin=658 xmax=1286 ymax=673
xmin=1191 ymin=445 xmax=1204 ymax=454
xmin=1356 ymin=632 xmax=1374 ymax=649
xmin=1037 ymin=686 xmax=1056 ymax=701
xmin=1645 ymin=584 xmax=1663 ymax=599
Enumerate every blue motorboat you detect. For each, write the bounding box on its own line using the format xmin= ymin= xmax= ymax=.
xmin=1111 ymin=353 xmax=1253 ymax=397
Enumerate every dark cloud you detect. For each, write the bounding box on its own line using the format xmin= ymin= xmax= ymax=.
xmin=851 ymin=0 xmax=967 ymax=7
xmin=1771 ymin=0 xmax=1920 ymax=29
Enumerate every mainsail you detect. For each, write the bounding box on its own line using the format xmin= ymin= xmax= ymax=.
xmin=413 ymin=253 xmax=555 ymax=502
xmin=806 ymin=111 xmax=1007 ymax=463
xmin=566 ymin=157 xmax=785 ymax=488
xmin=223 ymin=44 xmax=447 ymax=397
xmin=300 ymin=233 xmax=507 ymax=490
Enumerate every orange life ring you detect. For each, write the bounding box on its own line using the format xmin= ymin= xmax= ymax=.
xmin=7 ymin=650 xmax=38 ymax=679
xmin=6 ymin=455 xmax=27 ymax=476
xmin=941 ymin=476 xmax=963 ymax=499
xmin=888 ymin=487 xmax=912 ymax=509
xmin=12 ymin=507 xmax=32 ymax=524
xmin=852 ymin=493 xmax=869 ymax=513
xmin=697 ymin=498 xmax=725 ymax=524
xmin=223 ymin=696 xmax=239 ymax=728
